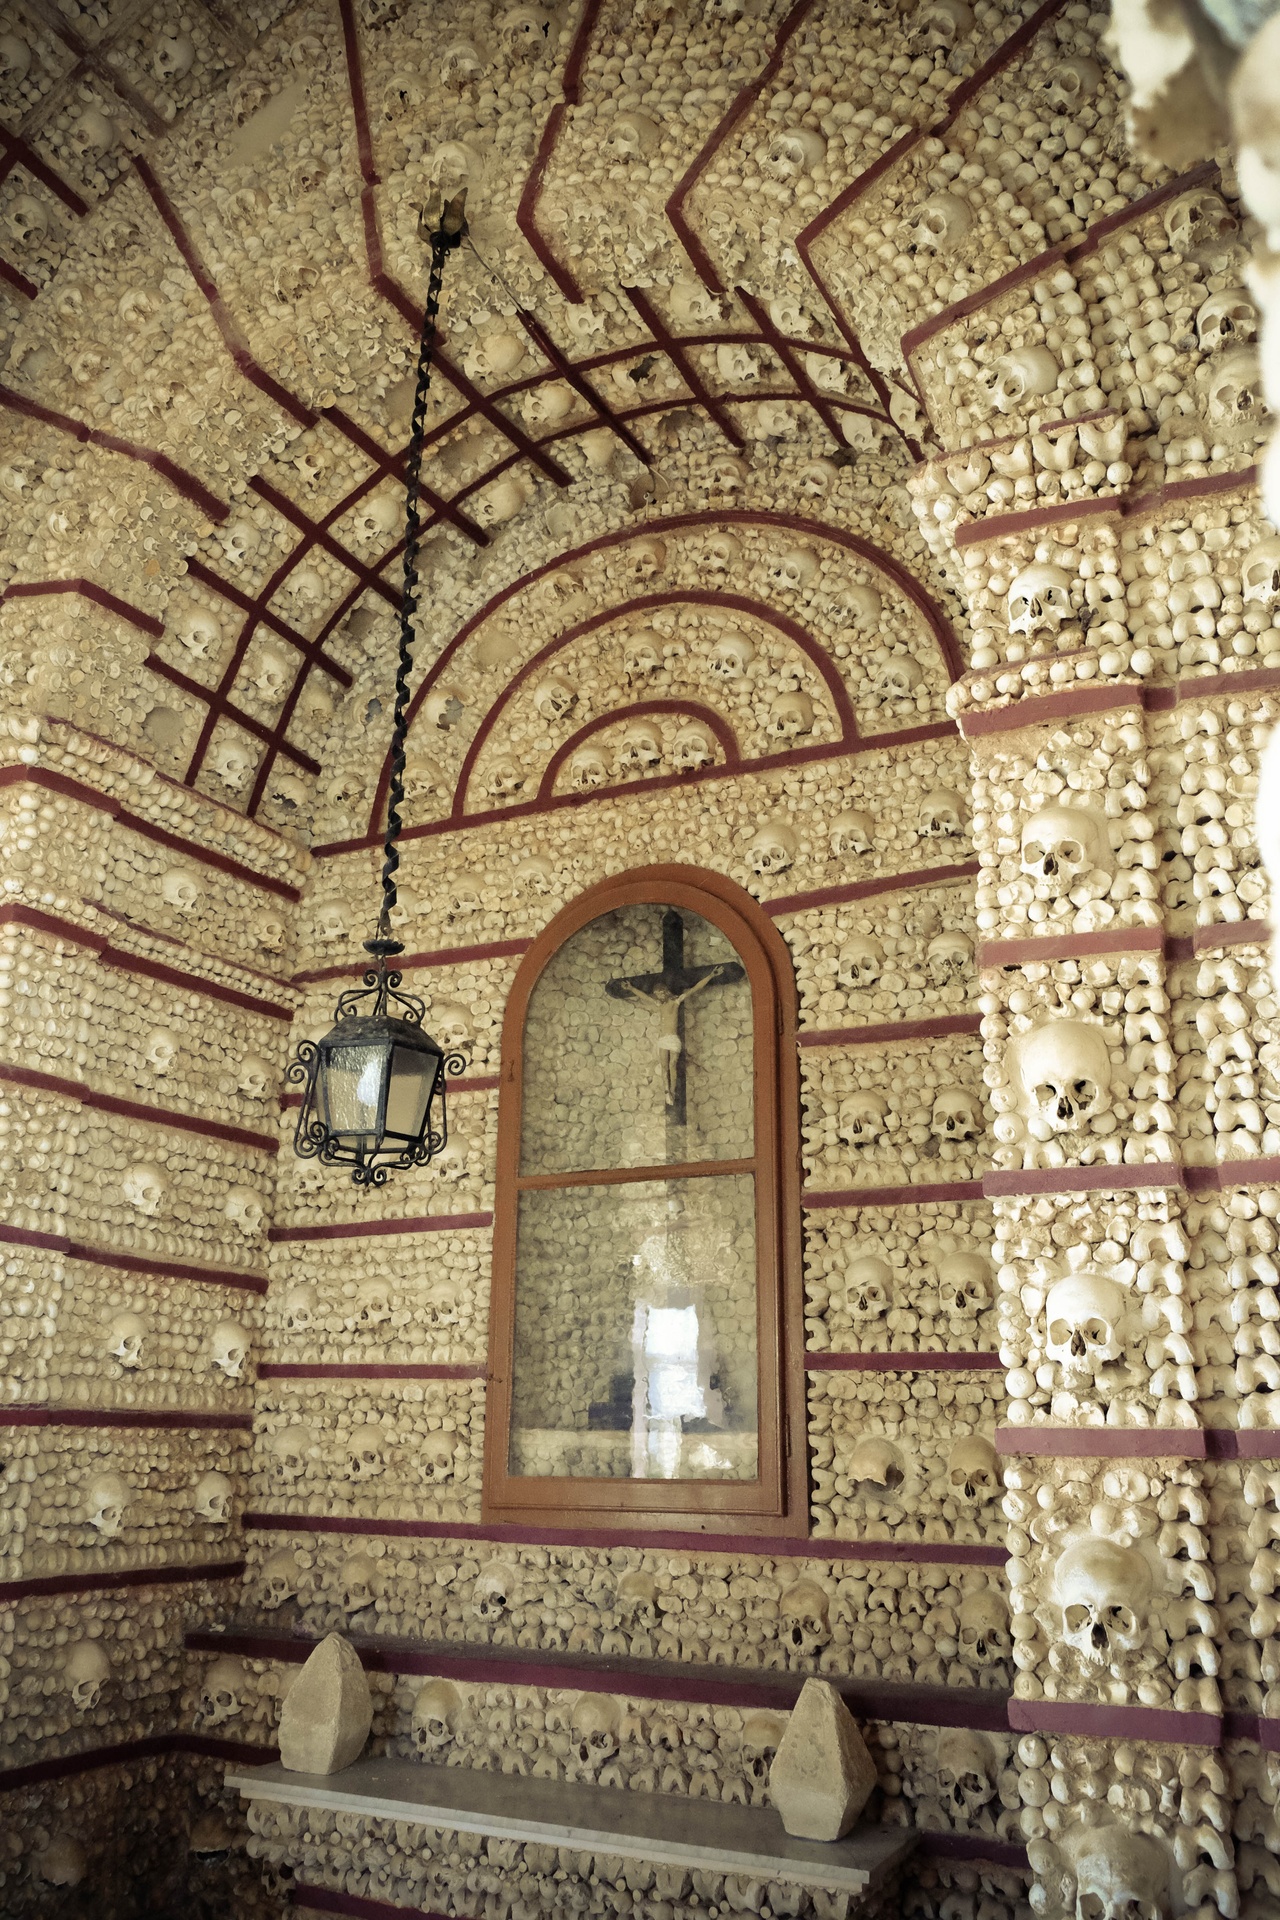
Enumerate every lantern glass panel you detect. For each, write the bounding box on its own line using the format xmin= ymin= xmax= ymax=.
xmin=385 ymin=1045 xmax=438 ymax=1140
xmin=318 ymin=1041 xmax=388 ymax=1140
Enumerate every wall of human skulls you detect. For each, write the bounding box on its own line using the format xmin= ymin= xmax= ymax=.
xmin=6 ymin=0 xmax=1280 ymax=1912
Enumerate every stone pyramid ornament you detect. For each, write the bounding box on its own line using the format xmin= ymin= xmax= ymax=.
xmin=768 ymin=1678 xmax=877 ymax=1841
xmin=278 ymin=1633 xmax=372 ymax=1775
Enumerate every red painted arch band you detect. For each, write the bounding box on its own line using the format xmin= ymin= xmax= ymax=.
xmin=0 ymin=1557 xmax=245 ymax=1603
xmin=0 ymin=1223 xmax=267 ymax=1294
xmin=800 ymin=1015 xmax=982 ymax=1049
xmin=1006 ymin=1697 xmax=1221 ymax=1750
xmin=0 ymin=1062 xmax=277 ymax=1154
xmin=806 ymin=1352 xmax=1002 ymax=1372
xmin=243 ymin=1512 xmax=1007 ymax=1565
xmin=803 ymin=1181 xmax=984 ymax=1211
xmin=0 ymin=1408 xmax=252 ymax=1429
xmin=268 ymin=1212 xmax=493 ymax=1244
xmin=257 ymin=1364 xmax=485 ymax=1381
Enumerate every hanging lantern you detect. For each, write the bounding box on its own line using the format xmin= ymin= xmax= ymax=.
xmin=286 ymin=194 xmax=469 ymax=1188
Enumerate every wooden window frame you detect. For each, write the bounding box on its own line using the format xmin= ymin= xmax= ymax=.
xmin=482 ymin=863 xmax=807 ymax=1536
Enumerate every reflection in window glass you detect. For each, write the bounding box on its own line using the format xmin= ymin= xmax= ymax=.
xmin=508 ymin=1176 xmax=759 ymax=1481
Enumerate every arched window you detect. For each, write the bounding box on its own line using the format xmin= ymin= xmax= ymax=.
xmin=483 ymin=866 xmax=806 ymax=1534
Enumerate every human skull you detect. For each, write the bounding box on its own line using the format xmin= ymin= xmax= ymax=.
xmin=989 ymin=346 xmax=1060 ymax=414
xmin=143 ymin=1029 xmax=176 ymax=1076
xmin=569 ymin=745 xmax=609 ymax=792
xmin=608 ymin=1572 xmax=658 ymax=1640
xmin=623 ymin=629 xmax=663 ymax=679
xmin=1069 ymin=1828 xmax=1171 ymax=1920
xmin=604 ymin=110 xmax=661 ymax=159
xmin=423 ymin=684 xmax=466 ymax=730
xmin=1017 ymin=1021 xmax=1112 ymax=1135
xmin=485 ymin=756 xmax=525 ymax=799
xmin=193 ymin=1471 xmax=233 ymax=1524
xmin=799 ymin=453 xmax=841 ymax=493
xmin=708 ymin=630 xmax=755 ymax=680
xmin=153 ymin=32 xmax=195 ymax=80
xmin=672 ymin=722 xmax=715 ymax=773
xmin=935 ymin=1730 xmax=997 ymax=1820
xmin=0 ymin=34 xmax=32 ymax=81
xmin=86 ymin=1471 xmax=129 ymax=1537
xmin=957 ymin=1586 xmax=1010 ymax=1666
xmin=616 ymin=719 xmax=663 ymax=773
xmin=747 ymin=820 xmax=797 ymax=875
xmin=717 ymin=342 xmax=759 ymax=383
xmin=1204 ymin=345 xmax=1266 ymax=432
xmin=831 ymin=810 xmax=875 ymax=857
xmin=837 ymin=583 xmax=883 ymax=632
xmin=767 ymin=690 xmax=814 ymax=739
xmin=838 ymin=1091 xmax=888 ymax=1145
xmin=161 ymin=868 xmax=202 ymax=913
xmin=268 ymin=1426 xmax=315 ymax=1483
xmin=212 ymin=740 xmax=253 ymax=791
xmin=422 ymin=1433 xmax=457 ymax=1481
xmin=346 ymin=1423 xmax=384 ymax=1482
xmin=706 ymin=529 xmax=743 ymax=572
xmin=848 ymin=1436 xmax=905 ymax=1492
xmin=914 ymin=191 xmax=972 ymax=251
xmin=874 ymin=655 xmax=924 ymax=701
xmin=1044 ymin=54 xmax=1101 ymax=110
xmin=254 ymin=911 xmax=286 ymax=956
xmin=122 ymin=1162 xmax=166 ymax=1217
xmin=926 ymin=931 xmax=972 ymax=984
xmin=422 ymin=1281 xmax=458 ymax=1331
xmin=846 ymin=1255 xmax=893 ymax=1321
xmin=931 ymin=1087 xmax=983 ymax=1142
xmin=237 ymin=1055 xmax=271 ymax=1101
xmin=629 ymin=534 xmax=667 ymax=579
xmin=199 ymin=1656 xmax=245 ymax=1728
xmin=473 ymin=1561 xmax=518 ymax=1622
xmin=947 ymin=1436 xmax=1001 ymax=1504
xmin=1008 ymin=563 xmax=1073 ymax=636
xmin=352 ymin=488 xmax=400 ymax=541
xmin=1020 ymin=806 xmax=1110 ymax=895
xmin=1242 ymin=535 xmax=1280 ymax=606
xmin=282 ymin=1284 xmax=317 ymax=1334
xmin=340 ymin=1552 xmax=378 ymax=1614
xmin=1055 ymin=1537 xmax=1153 ymax=1667
xmin=671 ymin=277 xmax=722 ymax=326
xmin=1196 ymin=286 xmax=1259 ymax=355
xmin=836 ymin=934 xmax=884 ymax=990
xmin=218 ymin=518 xmax=257 ymax=567
xmin=64 ymin=1639 xmax=111 ymax=1712
xmin=742 ymin=1712 xmax=785 ymax=1782
xmin=105 ymin=1309 xmax=147 ymax=1369
xmin=570 ymin=1693 xmax=620 ymax=1771
xmin=210 ymin=1319 xmax=249 ymax=1380
xmin=6 ymin=193 xmax=50 ymax=246
xmin=173 ymin=607 xmax=220 ymax=659
xmin=35 ymin=1837 xmax=86 ymax=1888
xmin=1163 ymin=188 xmax=1236 ymax=262
xmin=917 ymin=0 xmax=973 ymax=49
xmin=763 ymin=127 xmax=826 ymax=178
xmin=1046 ymin=1273 xmax=1131 ymax=1376
xmin=429 ymin=1003 xmax=471 ymax=1056
xmin=778 ymin=1578 xmax=831 ymax=1656
xmin=225 ymin=1187 xmax=264 ymax=1236
xmin=412 ymin=1678 xmax=463 ymax=1753
xmin=768 ymin=546 xmax=818 ymax=595
xmin=935 ymin=1252 xmax=992 ymax=1316
xmin=516 ymin=853 xmax=555 ymax=894
xmin=262 ymin=1548 xmax=301 ymax=1608
xmin=919 ymin=789 xmax=965 ymax=838
xmin=350 ymin=1278 xmax=392 ymax=1330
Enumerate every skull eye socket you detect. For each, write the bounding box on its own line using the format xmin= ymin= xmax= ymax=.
xmin=1064 ymin=1603 xmax=1091 ymax=1635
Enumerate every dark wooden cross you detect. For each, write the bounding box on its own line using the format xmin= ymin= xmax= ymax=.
xmin=605 ymin=909 xmax=744 ymax=1126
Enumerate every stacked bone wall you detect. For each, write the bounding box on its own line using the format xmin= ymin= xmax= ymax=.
xmin=3 ymin=0 xmax=1280 ymax=1914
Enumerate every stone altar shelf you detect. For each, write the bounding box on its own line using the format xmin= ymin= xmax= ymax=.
xmin=227 ymin=1757 xmax=916 ymax=1897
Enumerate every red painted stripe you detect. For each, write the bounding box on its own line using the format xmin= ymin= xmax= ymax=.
xmin=0 ymin=1223 xmax=267 ymax=1294
xmin=0 ymin=256 xmax=38 ymax=299
xmin=514 ymin=0 xmax=603 ymax=299
xmin=0 ymin=127 xmax=90 ymax=214
xmin=0 ymin=1062 xmax=276 ymax=1153
xmin=958 ymin=656 xmax=1280 ymax=740
xmin=244 ymin=1512 xmax=1007 ymax=1564
xmin=979 ymin=929 xmax=1163 ymax=967
xmin=531 ymin=698 xmax=743 ymax=807
xmin=0 ymin=382 xmax=228 ymax=523
xmin=0 ymin=1732 xmax=275 ymax=1793
xmin=1007 ymin=1697 xmax=1220 ymax=1750
xmin=764 ymin=861 xmax=980 ymax=918
xmin=985 ymin=1164 xmax=1179 ymax=1198
xmin=280 ymin=1075 xmax=497 ymax=1112
xmin=953 ymin=460 xmax=1254 ymax=550
xmin=3 ymin=578 xmax=165 ymax=636
xmin=144 ymin=652 xmax=321 ymax=776
xmin=803 ymin=1181 xmax=984 ymax=1210
xmin=293 ymin=939 xmax=531 ymax=987
xmin=257 ymin=1364 xmax=484 ymax=1381
xmin=0 ymin=1408 xmax=252 ymax=1429
xmin=0 ymin=1557 xmax=244 ymax=1602
xmin=183 ymin=558 xmax=354 ymax=688
xmin=268 ymin=1212 xmax=493 ymax=1244
xmin=807 ymin=1352 xmax=1001 ymax=1372
xmin=800 ymin=1015 xmax=981 ymax=1050
xmin=999 ymin=1425 xmax=1280 ymax=1460
xmin=293 ymin=1889 xmax=456 ymax=1920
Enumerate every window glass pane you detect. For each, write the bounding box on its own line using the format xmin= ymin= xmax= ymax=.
xmin=318 ymin=1044 xmax=384 ymax=1139
xmin=508 ymin=1175 xmax=758 ymax=1481
xmin=520 ymin=905 xmax=753 ymax=1174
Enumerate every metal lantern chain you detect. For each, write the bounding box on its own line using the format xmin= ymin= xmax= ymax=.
xmin=285 ymin=195 xmax=469 ymax=1189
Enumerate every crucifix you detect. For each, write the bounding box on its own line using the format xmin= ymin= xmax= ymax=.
xmin=605 ymin=909 xmax=744 ymax=1125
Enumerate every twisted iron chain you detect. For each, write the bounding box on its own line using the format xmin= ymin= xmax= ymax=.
xmin=378 ymin=230 xmax=452 ymax=940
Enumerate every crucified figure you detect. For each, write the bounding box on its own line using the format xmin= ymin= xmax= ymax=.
xmin=611 ymin=965 xmax=733 ymax=1105
xmin=606 ymin=909 xmax=745 ymax=1118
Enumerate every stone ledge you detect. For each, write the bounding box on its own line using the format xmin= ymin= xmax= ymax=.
xmin=227 ymin=1756 xmax=917 ymax=1896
